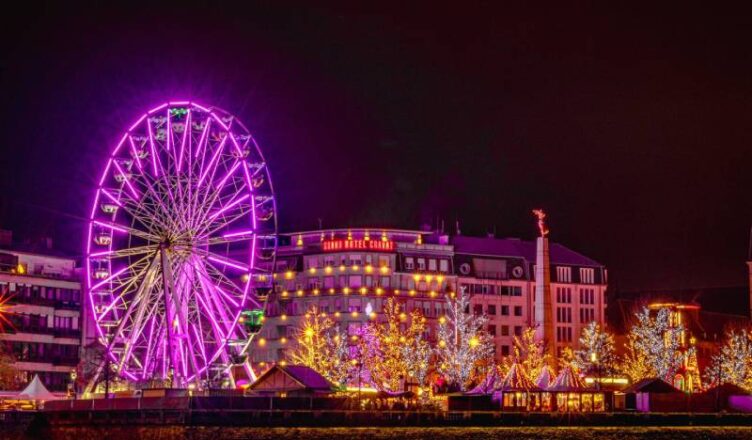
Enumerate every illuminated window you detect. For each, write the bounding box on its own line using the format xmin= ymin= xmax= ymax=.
xmin=405 ymin=257 xmax=414 ymax=270
xmin=428 ymin=259 xmax=437 ymax=271
xmin=556 ymin=266 xmax=571 ymax=283
xmin=439 ymin=260 xmax=449 ymax=272
xmin=580 ymin=268 xmax=595 ymax=284
xmin=417 ymin=258 xmax=426 ymax=271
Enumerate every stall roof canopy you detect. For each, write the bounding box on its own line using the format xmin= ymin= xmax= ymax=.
xmin=623 ymin=378 xmax=680 ymax=394
xmin=496 ymin=363 xmax=540 ymax=392
xmin=248 ymin=365 xmax=333 ymax=393
xmin=16 ymin=375 xmax=57 ymax=401
xmin=548 ymin=365 xmax=589 ymax=392
xmin=468 ymin=367 xmax=502 ymax=395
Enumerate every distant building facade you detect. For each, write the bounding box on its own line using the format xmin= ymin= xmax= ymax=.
xmin=453 ymin=235 xmax=608 ymax=359
xmin=254 ymin=227 xmax=608 ymax=367
xmin=0 ymin=232 xmax=82 ymax=392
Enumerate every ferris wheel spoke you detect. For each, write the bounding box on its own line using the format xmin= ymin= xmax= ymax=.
xmin=96 ymin=257 xmax=154 ymax=322
xmin=103 ymin=256 xmax=160 ymax=362
xmin=194 ymin=261 xmax=243 ymax=310
xmin=90 ymin=244 xmax=158 ymax=259
xmin=128 ymin=136 xmax=144 ymax=172
xmin=200 ymin=205 xmax=253 ymax=239
xmin=176 ymin=109 xmax=190 ymax=173
xmin=194 ymin=116 xmax=212 ymax=160
xmin=197 ymin=135 xmax=228 ymax=187
xmin=92 ymin=219 xmax=156 ymax=242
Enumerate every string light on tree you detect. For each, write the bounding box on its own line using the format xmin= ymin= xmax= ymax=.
xmin=436 ymin=288 xmax=494 ymax=391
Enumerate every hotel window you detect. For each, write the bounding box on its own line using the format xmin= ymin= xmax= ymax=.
xmin=417 ymin=258 xmax=426 ymax=271
xmin=501 ymin=325 xmax=509 ymax=336
xmin=324 ymin=256 xmax=336 ymax=266
xmin=348 ymin=298 xmax=362 ymax=312
xmin=487 ymin=305 xmax=496 ymax=315
xmin=501 ymin=345 xmax=510 ymax=356
xmin=501 ymin=305 xmax=509 ymax=316
xmin=439 ymin=260 xmax=449 ymax=272
xmin=338 ymin=276 xmax=346 ymax=288
xmin=556 ymin=287 xmax=572 ymax=303
xmin=365 ymin=276 xmax=373 ymax=287
xmin=502 ymin=286 xmax=522 ymax=296
xmin=349 ymin=254 xmax=362 ymax=266
xmin=349 ymin=275 xmax=362 ymax=288
xmin=514 ymin=326 xmax=522 ymax=336
xmin=405 ymin=257 xmax=414 ymax=270
xmin=556 ymin=266 xmax=572 ymax=283
xmin=428 ymin=259 xmax=437 ymax=271
xmin=365 ymin=254 xmax=373 ymax=265
xmin=323 ymin=277 xmax=334 ymax=288
xmin=379 ymin=276 xmax=390 ymax=288
xmin=307 ymin=278 xmax=320 ymax=289
xmin=488 ymin=325 xmax=496 ymax=336
xmin=473 ymin=304 xmax=483 ymax=316
xmin=379 ymin=256 xmax=390 ymax=268
xmin=514 ymin=306 xmax=523 ymax=316
xmin=580 ymin=268 xmax=595 ymax=284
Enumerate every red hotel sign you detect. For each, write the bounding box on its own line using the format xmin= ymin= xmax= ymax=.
xmin=322 ymin=239 xmax=395 ymax=252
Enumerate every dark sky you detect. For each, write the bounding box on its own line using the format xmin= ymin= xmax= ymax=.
xmin=1 ymin=2 xmax=752 ymax=291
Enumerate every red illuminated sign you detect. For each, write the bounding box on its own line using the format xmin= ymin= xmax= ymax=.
xmin=322 ymin=239 xmax=395 ymax=252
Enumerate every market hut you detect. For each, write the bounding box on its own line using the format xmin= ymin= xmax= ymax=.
xmin=493 ymin=363 xmax=542 ymax=411
xmin=548 ymin=365 xmax=605 ymax=412
xmin=246 ymin=364 xmax=334 ymax=397
xmin=535 ymin=365 xmax=555 ymax=411
xmin=468 ymin=366 xmax=502 ymax=395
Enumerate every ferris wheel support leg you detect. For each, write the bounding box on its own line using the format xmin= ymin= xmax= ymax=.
xmin=160 ymin=246 xmax=180 ymax=388
xmin=83 ymin=359 xmax=106 ymax=395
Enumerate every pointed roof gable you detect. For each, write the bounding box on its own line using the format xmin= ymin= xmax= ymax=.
xmin=547 ymin=365 xmax=588 ymax=392
xmin=248 ymin=364 xmax=333 ymax=393
xmin=496 ymin=363 xmax=539 ymax=391
xmin=536 ymin=365 xmax=554 ymax=390
xmin=623 ymin=378 xmax=681 ymax=394
xmin=17 ymin=375 xmax=57 ymax=401
xmin=468 ymin=367 xmax=502 ymax=395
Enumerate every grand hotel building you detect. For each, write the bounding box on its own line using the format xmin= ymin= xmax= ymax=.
xmin=252 ymin=228 xmax=608 ymax=365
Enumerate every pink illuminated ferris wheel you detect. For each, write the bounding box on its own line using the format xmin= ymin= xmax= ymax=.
xmin=85 ymin=102 xmax=276 ymax=389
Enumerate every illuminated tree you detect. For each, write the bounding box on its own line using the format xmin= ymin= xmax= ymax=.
xmin=359 ymin=298 xmax=428 ymax=393
xmin=503 ymin=326 xmax=550 ymax=383
xmin=703 ymin=329 xmax=752 ymax=391
xmin=436 ymin=290 xmax=494 ymax=391
xmin=618 ymin=307 xmax=683 ymax=383
xmin=618 ymin=332 xmax=653 ymax=383
xmin=573 ymin=321 xmax=616 ymax=375
xmin=287 ymin=307 xmax=351 ymax=386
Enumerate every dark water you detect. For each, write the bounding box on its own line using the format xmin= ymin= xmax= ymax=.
xmin=22 ymin=426 xmax=752 ymax=440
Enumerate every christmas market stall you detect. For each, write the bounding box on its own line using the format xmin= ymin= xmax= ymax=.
xmin=246 ymin=364 xmax=334 ymax=397
xmin=535 ymin=365 xmax=554 ymax=411
xmin=492 ymin=363 xmax=542 ymax=411
xmin=547 ymin=365 xmax=607 ymax=412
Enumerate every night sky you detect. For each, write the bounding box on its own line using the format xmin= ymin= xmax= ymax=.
xmin=1 ymin=2 xmax=751 ymax=291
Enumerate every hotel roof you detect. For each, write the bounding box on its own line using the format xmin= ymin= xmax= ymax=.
xmin=451 ymin=236 xmax=603 ymax=267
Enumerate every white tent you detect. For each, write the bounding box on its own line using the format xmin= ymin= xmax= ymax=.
xmin=16 ymin=375 xmax=58 ymax=401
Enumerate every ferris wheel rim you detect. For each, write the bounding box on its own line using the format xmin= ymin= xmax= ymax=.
xmin=85 ymin=100 xmax=277 ymax=386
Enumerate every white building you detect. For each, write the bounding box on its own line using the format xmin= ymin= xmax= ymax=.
xmin=0 ymin=232 xmax=82 ymax=392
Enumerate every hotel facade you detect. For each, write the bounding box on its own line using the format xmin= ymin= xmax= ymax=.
xmin=253 ymin=228 xmax=608 ymax=366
